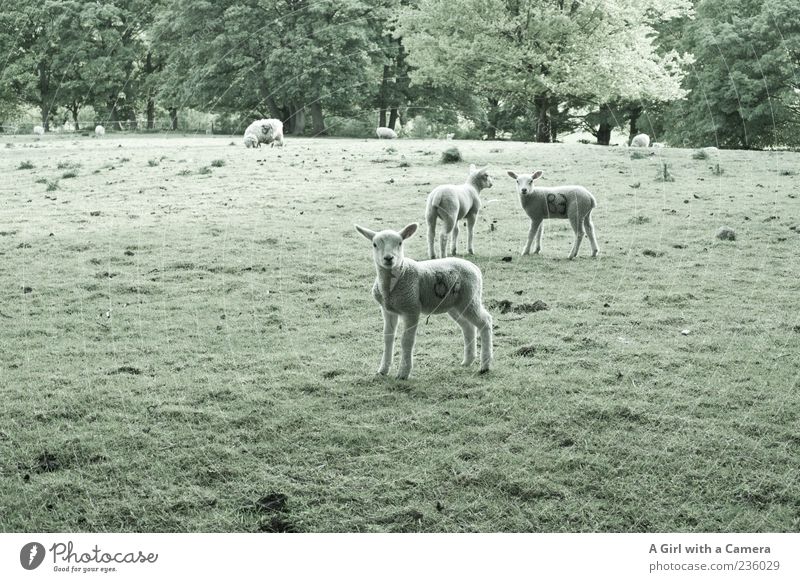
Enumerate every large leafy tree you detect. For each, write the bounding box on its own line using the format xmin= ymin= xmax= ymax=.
xmin=155 ymin=0 xmax=389 ymax=135
xmin=396 ymin=0 xmax=693 ymax=142
xmin=665 ymin=0 xmax=800 ymax=148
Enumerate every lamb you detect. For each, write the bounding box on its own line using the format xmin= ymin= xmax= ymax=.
xmin=355 ymin=223 xmax=493 ymax=379
xmin=243 ymin=118 xmax=285 ymax=148
xmin=507 ymin=170 xmax=599 ymax=259
xmin=33 ymin=125 xmax=44 ymax=136
xmin=95 ymin=125 xmax=105 ymax=136
xmin=425 ymin=164 xmax=493 ymax=259
xmin=376 ymin=127 xmax=397 ymax=139
xmin=630 ymin=133 xmax=650 ymax=147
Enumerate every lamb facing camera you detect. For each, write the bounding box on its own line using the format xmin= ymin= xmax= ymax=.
xmin=355 ymin=223 xmax=493 ymax=380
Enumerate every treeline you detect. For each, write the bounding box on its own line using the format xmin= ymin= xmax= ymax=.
xmin=1 ymin=0 xmax=797 ymax=147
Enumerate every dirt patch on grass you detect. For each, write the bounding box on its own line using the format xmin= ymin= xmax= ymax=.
xmin=489 ymin=299 xmax=549 ymax=314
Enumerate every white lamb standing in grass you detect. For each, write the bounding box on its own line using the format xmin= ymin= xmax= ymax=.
xmin=355 ymin=223 xmax=493 ymax=379
xmin=376 ymin=127 xmax=397 ymax=139
xmin=630 ymin=133 xmax=650 ymax=147
xmin=425 ymin=164 xmax=493 ymax=259
xmin=95 ymin=125 xmax=105 ymax=136
xmin=507 ymin=170 xmax=599 ymax=259
xmin=243 ymin=118 xmax=284 ymax=148
xmin=33 ymin=125 xmax=44 ymax=136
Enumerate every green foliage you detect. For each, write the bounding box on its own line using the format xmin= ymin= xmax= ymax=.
xmin=17 ymin=160 xmax=35 ymax=170
xmin=664 ymin=0 xmax=800 ymax=148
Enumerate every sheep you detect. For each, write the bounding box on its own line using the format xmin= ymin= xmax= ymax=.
xmin=243 ymin=118 xmax=285 ymax=148
xmin=376 ymin=127 xmax=397 ymax=139
xmin=355 ymin=223 xmax=493 ymax=379
xmin=33 ymin=125 xmax=44 ymax=136
xmin=630 ymin=133 xmax=650 ymax=147
xmin=507 ymin=170 xmax=599 ymax=259
xmin=425 ymin=164 xmax=493 ymax=259
xmin=95 ymin=125 xmax=105 ymax=136
xmin=651 ymin=142 xmax=666 ymax=148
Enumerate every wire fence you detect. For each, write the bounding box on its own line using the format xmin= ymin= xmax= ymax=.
xmin=0 ymin=119 xmax=223 ymax=135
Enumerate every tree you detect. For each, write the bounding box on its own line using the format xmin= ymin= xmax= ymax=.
xmin=396 ymin=0 xmax=692 ymax=142
xmin=665 ymin=0 xmax=800 ymax=148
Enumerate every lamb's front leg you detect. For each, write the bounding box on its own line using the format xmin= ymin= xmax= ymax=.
xmin=396 ymin=312 xmax=420 ymax=380
xmin=378 ymin=308 xmax=398 ymax=375
xmin=522 ymin=218 xmax=542 ymax=255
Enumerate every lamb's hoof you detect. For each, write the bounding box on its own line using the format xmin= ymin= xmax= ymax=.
xmin=478 ymin=367 xmax=490 ymax=374
xmin=395 ymin=373 xmax=409 ymax=381
xmin=377 ymin=368 xmax=389 ymax=376
xmin=592 ymin=251 xmax=600 ymax=258
xmin=461 ymin=359 xmax=475 ymax=367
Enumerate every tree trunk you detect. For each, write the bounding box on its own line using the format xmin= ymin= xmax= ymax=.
xmin=550 ymin=103 xmax=560 ymax=142
xmin=378 ymin=63 xmax=391 ymax=128
xmin=71 ymin=104 xmax=80 ymax=131
xmin=38 ymin=61 xmax=50 ymax=131
xmin=379 ymin=109 xmax=387 ymax=127
xmin=291 ymin=103 xmax=305 ymax=135
xmin=628 ymin=105 xmax=642 ymax=144
xmin=146 ymin=98 xmax=155 ymax=129
xmin=487 ymin=97 xmax=500 ymax=140
xmin=168 ymin=108 xmax=178 ymax=130
xmin=597 ymin=122 xmax=612 ymax=145
xmin=388 ymin=108 xmax=398 ymax=130
xmin=310 ymin=101 xmax=326 ymax=135
xmin=534 ymin=95 xmax=551 ymax=143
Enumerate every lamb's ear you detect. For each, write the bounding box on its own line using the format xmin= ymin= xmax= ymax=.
xmin=399 ymin=223 xmax=418 ymax=240
xmin=469 ymin=163 xmax=477 ymax=173
xmin=507 ymin=170 xmax=518 ymax=179
xmin=355 ymin=225 xmax=376 ymax=241
xmin=531 ymin=170 xmax=544 ymax=180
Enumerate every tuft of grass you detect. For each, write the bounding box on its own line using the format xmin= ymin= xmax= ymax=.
xmin=656 ymin=161 xmax=675 ymax=182
xmin=441 ymin=146 xmax=462 ymax=164
xmin=177 ymin=169 xmax=192 ymax=176
xmin=384 ymin=146 xmax=397 ymax=154
xmin=692 ymin=149 xmax=709 ymax=160
xmin=45 ymin=179 xmax=59 ymax=191
xmin=148 ymin=158 xmax=160 ymax=167
xmin=61 ymin=171 xmax=78 ymax=179
xmin=198 ymin=166 xmax=212 ymax=175
xmin=56 ymin=161 xmax=81 ymax=170
xmin=630 ymin=150 xmax=650 ymax=160
xmin=210 ymin=159 xmax=226 ymax=168
xmin=17 ymin=160 xmax=35 ymax=170
xmin=399 ymin=158 xmax=411 ymax=168
xmin=629 ymin=215 xmax=651 ymax=225
xmin=711 ymin=163 xmax=724 ymax=176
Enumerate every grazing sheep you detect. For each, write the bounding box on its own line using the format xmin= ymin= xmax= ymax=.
xmin=243 ymin=134 xmax=259 ymax=149
xmin=446 ymin=133 xmax=455 ymax=140
xmin=33 ymin=125 xmax=44 ymax=136
xmin=355 ymin=223 xmax=493 ymax=379
xmin=376 ymin=127 xmax=398 ymax=139
xmin=425 ymin=164 xmax=493 ymax=259
xmin=630 ymin=133 xmax=650 ymax=148
xmin=243 ymin=118 xmax=285 ymax=148
xmin=95 ymin=125 xmax=105 ymax=136
xmin=507 ymin=170 xmax=599 ymax=259
xmin=651 ymin=142 xmax=665 ymax=148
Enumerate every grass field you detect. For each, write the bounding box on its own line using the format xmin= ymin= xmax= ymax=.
xmin=1 ymin=134 xmax=798 ymax=532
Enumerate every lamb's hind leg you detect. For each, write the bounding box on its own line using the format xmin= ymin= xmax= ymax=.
xmin=464 ymin=304 xmax=493 ymax=372
xmin=466 ymin=213 xmax=477 ymax=255
xmin=439 ymin=215 xmax=455 ymax=258
xmin=427 ymin=214 xmax=437 ymax=259
xmin=568 ymin=209 xmax=585 ymax=259
xmin=450 ymin=222 xmax=460 ymax=255
xmin=449 ymin=309 xmax=476 ymax=366
xmin=584 ymin=212 xmax=599 ymax=257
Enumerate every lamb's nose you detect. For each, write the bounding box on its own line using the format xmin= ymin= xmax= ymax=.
xmin=521 ymin=188 xmax=528 ymax=194
xmin=384 ymin=256 xmax=393 ymax=263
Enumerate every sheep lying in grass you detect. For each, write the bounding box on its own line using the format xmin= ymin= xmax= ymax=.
xmin=507 ymin=170 xmax=599 ymax=259
xmin=631 ymin=133 xmax=650 ymax=147
xmin=33 ymin=125 xmax=44 ymax=136
xmin=356 ymin=223 xmax=493 ymax=379
xmin=376 ymin=127 xmax=397 ymax=139
xmin=425 ymin=164 xmax=493 ymax=259
xmin=95 ymin=125 xmax=105 ymax=136
xmin=243 ymin=118 xmax=285 ymax=148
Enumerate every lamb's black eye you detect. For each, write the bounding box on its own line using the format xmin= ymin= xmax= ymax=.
xmin=373 ymin=243 xmax=377 ymax=248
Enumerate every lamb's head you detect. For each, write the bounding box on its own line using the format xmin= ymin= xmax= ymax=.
xmin=507 ymin=170 xmax=544 ymax=195
xmin=243 ymin=134 xmax=258 ymax=148
xmin=355 ymin=223 xmax=418 ymax=271
xmin=468 ymin=164 xmax=493 ymax=190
